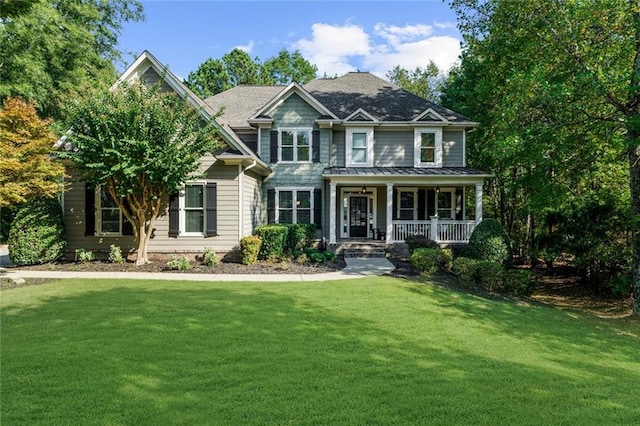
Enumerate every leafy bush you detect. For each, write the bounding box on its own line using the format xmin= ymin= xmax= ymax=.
xmin=285 ymin=223 xmax=316 ymax=252
xmin=503 ymin=269 xmax=535 ymax=296
xmin=8 ymin=197 xmax=66 ymax=266
xmin=166 ymin=255 xmax=190 ymax=271
xmin=411 ymin=248 xmax=440 ymax=277
xmin=474 ymin=260 xmax=504 ymax=291
xmin=295 ymin=253 xmax=308 ymax=265
xmin=309 ymin=252 xmax=326 ymax=263
xmin=451 ymin=257 xmax=478 ymax=287
xmin=405 ymin=234 xmax=438 ymax=253
xmin=240 ymin=235 xmax=261 ymax=265
xmin=438 ymin=249 xmax=453 ymax=270
xmin=324 ymin=251 xmax=336 ymax=261
xmin=201 ymin=247 xmax=218 ymax=266
xmin=255 ymin=225 xmax=287 ymax=259
xmin=108 ymin=245 xmax=125 ymax=264
xmin=469 ymin=219 xmax=512 ymax=267
xmin=75 ymin=248 xmax=95 ymax=263
xmin=448 ymin=243 xmax=479 ymax=260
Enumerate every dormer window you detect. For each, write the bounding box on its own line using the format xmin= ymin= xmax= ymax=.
xmin=414 ymin=128 xmax=443 ymax=167
xmin=346 ymin=127 xmax=374 ymax=167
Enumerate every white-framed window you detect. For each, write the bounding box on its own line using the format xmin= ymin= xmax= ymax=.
xmin=414 ymin=128 xmax=442 ymax=167
xmin=346 ymin=127 xmax=374 ymax=167
xmin=277 ymin=188 xmax=313 ymax=224
xmin=182 ymin=183 xmax=205 ymax=234
xmin=437 ymin=190 xmax=455 ymax=219
xmin=96 ymin=186 xmax=122 ymax=235
xmin=279 ymin=128 xmax=311 ymax=162
xmin=397 ymin=188 xmax=417 ymax=220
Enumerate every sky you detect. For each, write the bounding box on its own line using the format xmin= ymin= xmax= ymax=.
xmin=116 ymin=0 xmax=464 ymax=80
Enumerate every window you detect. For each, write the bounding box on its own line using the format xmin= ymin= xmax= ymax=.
xmin=414 ymin=128 xmax=442 ymax=167
xmin=346 ymin=127 xmax=373 ymax=166
xmin=168 ymin=182 xmax=217 ymax=238
xmin=280 ymin=129 xmax=311 ymax=162
xmin=184 ymin=184 xmax=204 ymax=233
xmin=96 ymin=187 xmax=122 ymax=235
xmin=397 ymin=189 xmax=416 ymax=220
xmin=277 ymin=189 xmax=312 ymax=224
xmin=437 ymin=191 xmax=454 ymax=219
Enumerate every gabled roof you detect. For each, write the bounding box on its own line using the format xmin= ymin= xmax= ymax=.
xmin=205 ymin=85 xmax=283 ymax=129
xmin=110 ymin=51 xmax=271 ymax=174
xmin=248 ymin=82 xmax=338 ymax=122
xmin=304 ymin=72 xmax=474 ymax=123
xmin=344 ymin=108 xmax=379 ymax=123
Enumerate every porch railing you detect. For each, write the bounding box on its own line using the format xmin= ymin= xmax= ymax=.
xmin=392 ymin=219 xmax=476 ymax=243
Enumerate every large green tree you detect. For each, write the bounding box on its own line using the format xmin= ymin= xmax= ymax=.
xmin=0 ymin=0 xmax=144 ymax=121
xmin=62 ymin=82 xmax=219 ymax=265
xmin=386 ymin=61 xmax=444 ymax=102
xmin=445 ymin=0 xmax=639 ymax=313
xmin=262 ymin=49 xmax=318 ymax=85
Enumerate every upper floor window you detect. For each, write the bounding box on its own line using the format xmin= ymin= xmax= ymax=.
xmin=96 ymin=187 xmax=122 ymax=235
xmin=346 ymin=127 xmax=374 ymax=167
xmin=280 ymin=128 xmax=311 ymax=162
xmin=278 ymin=188 xmax=313 ymax=224
xmin=414 ymin=128 xmax=442 ymax=167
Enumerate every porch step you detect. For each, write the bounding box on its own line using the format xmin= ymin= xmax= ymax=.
xmin=342 ymin=243 xmax=387 ymax=259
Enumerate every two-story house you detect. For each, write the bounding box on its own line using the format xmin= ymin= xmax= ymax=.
xmin=60 ymin=51 xmax=489 ymax=257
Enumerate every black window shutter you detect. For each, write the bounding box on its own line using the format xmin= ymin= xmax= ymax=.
xmin=392 ymin=188 xmax=398 ymax=220
xmin=168 ymin=192 xmax=180 ymax=237
xmin=270 ymin=130 xmax=278 ymax=163
xmin=267 ymin=189 xmax=276 ymax=224
xmin=417 ymin=189 xmax=426 ymax=221
xmin=122 ymin=198 xmax=134 ymax=236
xmin=455 ymin=187 xmax=464 ymax=220
xmin=312 ymin=130 xmax=320 ymax=163
xmin=313 ymin=188 xmax=322 ymax=229
xmin=85 ymin=182 xmax=95 ymax=236
xmin=427 ymin=189 xmax=436 ymax=218
xmin=206 ymin=182 xmax=218 ymax=237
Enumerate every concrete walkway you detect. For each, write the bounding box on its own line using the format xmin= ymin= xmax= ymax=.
xmin=0 ymin=254 xmax=396 ymax=282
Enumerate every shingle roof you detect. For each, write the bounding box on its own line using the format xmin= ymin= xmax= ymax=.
xmin=323 ymin=167 xmax=491 ymax=177
xmin=204 ymin=85 xmax=283 ymax=129
xmin=304 ymin=72 xmax=472 ymax=122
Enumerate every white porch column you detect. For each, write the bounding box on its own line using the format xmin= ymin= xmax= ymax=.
xmin=329 ymin=182 xmax=337 ymax=244
xmin=475 ymin=182 xmax=484 ymax=224
xmin=386 ymin=183 xmax=393 ymax=244
xmin=431 ymin=215 xmax=439 ymax=243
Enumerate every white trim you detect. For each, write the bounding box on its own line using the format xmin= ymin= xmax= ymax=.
xmin=250 ymin=82 xmax=338 ymax=121
xmin=462 ymin=130 xmax=467 ymax=167
xmin=94 ymin=186 xmax=122 ymax=236
xmin=344 ymin=108 xmax=378 ymax=123
xmin=179 ymin=181 xmax=208 ymax=236
xmin=339 ymin=187 xmax=377 ymax=239
xmin=278 ymin=128 xmax=313 ymax=163
xmin=346 ymin=127 xmax=374 ymax=167
xmin=238 ymin=164 xmax=243 ymax=239
xmin=396 ymin=187 xmax=418 ymax=221
xmin=414 ymin=127 xmax=443 ymax=168
xmin=413 ymin=108 xmax=448 ymax=123
xmin=275 ymin=187 xmax=315 ymax=224
xmin=436 ymin=188 xmax=456 ymax=219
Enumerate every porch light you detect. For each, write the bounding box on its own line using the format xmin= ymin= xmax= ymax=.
xmin=361 ymin=185 xmax=367 ymax=193
xmin=435 ymin=186 xmax=440 ymax=194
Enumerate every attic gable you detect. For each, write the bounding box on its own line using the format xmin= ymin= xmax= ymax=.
xmin=413 ymin=108 xmax=448 ymax=123
xmin=344 ymin=108 xmax=378 ymax=123
xmin=250 ymin=82 xmax=338 ymax=122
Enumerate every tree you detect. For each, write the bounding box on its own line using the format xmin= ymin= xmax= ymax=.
xmin=446 ymin=0 xmax=639 ymax=314
xmin=262 ymin=49 xmax=318 ymax=85
xmin=0 ymin=97 xmax=65 ymax=207
xmin=0 ymin=0 xmax=144 ymax=121
xmin=386 ymin=61 xmax=445 ymax=101
xmin=62 ymin=82 xmax=219 ymax=265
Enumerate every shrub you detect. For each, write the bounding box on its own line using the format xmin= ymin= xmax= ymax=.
xmin=8 ymin=197 xmax=66 ymax=266
xmin=309 ymin=252 xmax=326 ymax=263
xmin=503 ymin=269 xmax=535 ymax=296
xmin=285 ymin=223 xmax=316 ymax=252
xmin=295 ymin=253 xmax=308 ymax=265
xmin=451 ymin=257 xmax=478 ymax=287
xmin=324 ymin=251 xmax=336 ymax=261
xmin=448 ymin=243 xmax=479 ymax=260
xmin=469 ymin=218 xmax=512 ymax=267
xmin=108 ymin=245 xmax=125 ymax=264
xmin=75 ymin=248 xmax=95 ymax=263
xmin=255 ymin=225 xmax=287 ymax=259
xmin=438 ymin=249 xmax=453 ymax=270
xmin=405 ymin=234 xmax=438 ymax=253
xmin=201 ymin=247 xmax=219 ymax=266
xmin=166 ymin=255 xmax=190 ymax=270
xmin=411 ymin=248 xmax=440 ymax=277
xmin=240 ymin=235 xmax=261 ymax=265
xmin=474 ymin=260 xmax=504 ymax=292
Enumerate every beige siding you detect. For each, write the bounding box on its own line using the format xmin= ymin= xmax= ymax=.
xmin=242 ymin=169 xmax=263 ymax=236
xmin=140 ymin=67 xmax=174 ymax=93
xmin=374 ymin=130 xmax=413 ymax=167
xmin=442 ymin=130 xmax=464 ymax=167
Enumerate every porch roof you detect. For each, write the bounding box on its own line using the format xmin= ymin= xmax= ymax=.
xmin=323 ymin=167 xmax=491 ymax=178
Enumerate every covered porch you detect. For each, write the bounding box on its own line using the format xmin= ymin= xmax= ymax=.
xmin=323 ymin=167 xmax=491 ymax=245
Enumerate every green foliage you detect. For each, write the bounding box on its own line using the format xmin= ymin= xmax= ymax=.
xmin=324 ymin=251 xmax=336 ymax=261
xmin=295 ymin=253 xmax=308 ymax=265
xmin=285 ymin=223 xmax=316 ymax=253
xmin=438 ymin=249 xmax=453 ymax=270
xmin=201 ymin=247 xmax=219 ymax=267
xmin=309 ymin=252 xmax=326 ymax=263
xmin=448 ymin=243 xmax=479 ymax=260
xmin=451 ymin=257 xmax=479 ymax=287
xmin=386 ymin=61 xmax=444 ymax=101
xmin=405 ymin=234 xmax=438 ymax=253
xmin=166 ymin=255 xmax=190 ymax=271
xmin=108 ymin=245 xmax=125 ymax=264
xmin=261 ymin=49 xmax=318 ymax=85
xmin=469 ymin=219 xmax=512 ymax=267
xmin=240 ymin=235 xmax=261 ymax=265
xmin=255 ymin=225 xmax=288 ymax=260
xmin=75 ymin=248 xmax=95 ymax=264
xmin=8 ymin=197 xmax=66 ymax=266
xmin=503 ymin=269 xmax=536 ymax=296
xmin=474 ymin=260 xmax=505 ymax=292
xmin=411 ymin=248 xmax=441 ymax=277
xmin=0 ymin=0 xmax=144 ymax=121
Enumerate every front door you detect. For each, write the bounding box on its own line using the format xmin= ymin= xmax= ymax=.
xmin=349 ymin=196 xmax=368 ymax=238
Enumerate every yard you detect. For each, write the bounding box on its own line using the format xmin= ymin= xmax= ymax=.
xmin=1 ymin=276 xmax=639 ymax=425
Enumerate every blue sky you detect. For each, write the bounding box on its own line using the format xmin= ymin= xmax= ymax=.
xmin=117 ymin=1 xmax=463 ymax=80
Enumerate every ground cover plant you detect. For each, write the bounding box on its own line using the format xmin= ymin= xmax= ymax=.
xmin=1 ymin=277 xmax=639 ymax=424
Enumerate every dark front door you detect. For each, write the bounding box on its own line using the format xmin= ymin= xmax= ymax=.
xmin=349 ymin=196 xmax=368 ymax=238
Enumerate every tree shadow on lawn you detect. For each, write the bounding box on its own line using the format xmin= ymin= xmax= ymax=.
xmin=2 ymin=280 xmax=639 ymax=425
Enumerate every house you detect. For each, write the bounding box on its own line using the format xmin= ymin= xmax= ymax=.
xmin=60 ymin=51 xmax=490 ymax=257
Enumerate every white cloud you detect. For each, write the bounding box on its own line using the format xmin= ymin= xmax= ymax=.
xmin=234 ymin=40 xmax=255 ymax=54
xmin=293 ymin=21 xmax=462 ymax=78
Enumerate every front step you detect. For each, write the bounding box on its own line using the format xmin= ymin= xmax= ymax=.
xmin=341 ymin=243 xmax=387 ymax=258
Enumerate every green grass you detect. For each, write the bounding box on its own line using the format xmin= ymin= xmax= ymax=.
xmin=1 ymin=276 xmax=639 ymax=425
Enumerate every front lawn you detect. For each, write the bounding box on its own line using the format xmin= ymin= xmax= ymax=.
xmin=1 ymin=277 xmax=638 ymax=424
